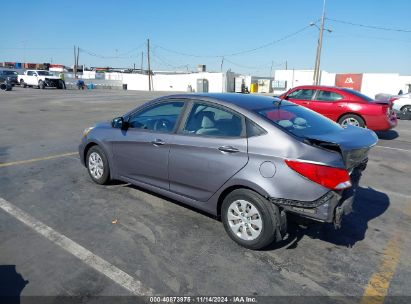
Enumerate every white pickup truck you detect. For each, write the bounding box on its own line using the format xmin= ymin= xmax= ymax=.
xmin=18 ymin=70 xmax=63 ymax=89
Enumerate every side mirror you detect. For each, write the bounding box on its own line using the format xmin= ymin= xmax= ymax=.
xmin=112 ymin=117 xmax=128 ymax=130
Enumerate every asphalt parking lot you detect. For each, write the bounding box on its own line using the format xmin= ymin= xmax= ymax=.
xmin=1 ymin=87 xmax=410 ymax=300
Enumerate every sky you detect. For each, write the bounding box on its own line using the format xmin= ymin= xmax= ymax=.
xmin=2 ymin=0 xmax=410 ymax=76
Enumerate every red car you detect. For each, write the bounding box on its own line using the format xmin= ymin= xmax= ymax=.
xmin=280 ymin=85 xmax=397 ymax=131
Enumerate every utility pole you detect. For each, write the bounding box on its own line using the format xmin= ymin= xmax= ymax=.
xmin=141 ymin=51 xmax=143 ymax=74
xmin=76 ymin=46 xmax=80 ymax=75
xmin=74 ymin=45 xmax=77 ymax=78
xmin=285 ymin=60 xmax=288 ymax=70
xmin=313 ymin=0 xmax=326 ymax=85
xmin=220 ymin=57 xmax=224 ymax=72
xmin=147 ymin=39 xmax=152 ymax=91
xmin=269 ymin=61 xmax=274 ymax=79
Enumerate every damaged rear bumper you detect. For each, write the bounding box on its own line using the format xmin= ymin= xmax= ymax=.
xmin=270 ymin=166 xmax=363 ymax=228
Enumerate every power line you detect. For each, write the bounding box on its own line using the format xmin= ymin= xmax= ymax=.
xmin=151 ymin=51 xmax=189 ymax=71
xmin=79 ymin=46 xmax=144 ymax=59
xmin=154 ymin=24 xmax=313 ymax=58
xmin=224 ymin=58 xmax=282 ymax=70
xmin=329 ymin=33 xmax=411 ymax=44
xmin=327 ymin=18 xmax=411 ymax=33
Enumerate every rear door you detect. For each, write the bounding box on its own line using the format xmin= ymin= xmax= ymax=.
xmin=286 ymin=89 xmax=316 ymax=110
xmin=310 ymin=90 xmax=347 ymax=121
xmin=168 ymin=102 xmax=248 ymax=202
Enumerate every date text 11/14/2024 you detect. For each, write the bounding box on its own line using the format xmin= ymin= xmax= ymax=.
xmin=149 ymin=296 xmax=257 ymax=303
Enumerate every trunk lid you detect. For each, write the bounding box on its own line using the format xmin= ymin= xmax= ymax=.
xmin=304 ymin=126 xmax=378 ymax=170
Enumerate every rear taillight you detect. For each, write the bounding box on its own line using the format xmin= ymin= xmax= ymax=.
xmin=285 ymin=159 xmax=352 ymax=190
xmin=382 ymin=105 xmax=393 ymax=117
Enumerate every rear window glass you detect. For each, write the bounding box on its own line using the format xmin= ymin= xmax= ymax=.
xmin=254 ymin=105 xmax=343 ymax=137
xmin=317 ymin=90 xmax=343 ymax=101
xmin=341 ymin=88 xmax=373 ymax=102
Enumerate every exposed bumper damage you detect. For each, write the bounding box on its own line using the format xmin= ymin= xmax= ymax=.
xmin=44 ymin=78 xmax=61 ymax=88
xmin=271 ymin=162 xmax=365 ymax=229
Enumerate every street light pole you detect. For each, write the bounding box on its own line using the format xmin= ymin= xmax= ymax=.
xmin=313 ymin=0 xmax=326 ymax=85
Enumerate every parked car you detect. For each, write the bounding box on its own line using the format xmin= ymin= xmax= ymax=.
xmin=389 ymin=93 xmax=411 ymax=119
xmin=18 ymin=70 xmax=63 ymax=89
xmin=0 ymin=69 xmax=18 ymax=86
xmin=79 ymin=94 xmax=377 ymax=249
xmin=279 ymin=85 xmax=397 ymax=131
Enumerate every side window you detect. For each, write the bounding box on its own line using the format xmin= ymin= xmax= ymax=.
xmin=287 ymin=89 xmax=315 ymax=100
xmin=183 ymin=103 xmax=243 ymax=137
xmin=128 ymin=101 xmax=184 ymax=133
xmin=27 ymin=71 xmax=34 ymax=76
xmin=246 ymin=119 xmax=266 ymax=137
xmin=316 ymin=90 xmax=343 ymax=102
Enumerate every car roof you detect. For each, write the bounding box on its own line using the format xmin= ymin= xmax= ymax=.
xmin=158 ymin=93 xmax=294 ymax=111
xmin=290 ymin=85 xmax=343 ymax=90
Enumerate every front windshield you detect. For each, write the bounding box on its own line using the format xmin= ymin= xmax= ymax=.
xmin=37 ymin=71 xmax=52 ymax=76
xmin=254 ymin=104 xmax=343 ymax=137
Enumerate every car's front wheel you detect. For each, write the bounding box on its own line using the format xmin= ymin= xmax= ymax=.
xmin=338 ymin=114 xmax=365 ymax=128
xmin=86 ymin=146 xmax=110 ymax=184
xmin=20 ymin=80 xmax=26 ymax=88
xmin=221 ymin=189 xmax=280 ymax=250
xmin=401 ymin=105 xmax=411 ymax=118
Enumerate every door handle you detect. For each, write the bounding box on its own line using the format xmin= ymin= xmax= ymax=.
xmin=338 ymin=104 xmax=345 ymax=108
xmin=151 ymin=139 xmax=165 ymax=146
xmin=302 ymin=101 xmax=310 ymax=105
xmin=218 ymin=146 xmax=239 ymax=153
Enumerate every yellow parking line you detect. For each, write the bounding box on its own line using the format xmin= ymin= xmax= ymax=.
xmin=0 ymin=152 xmax=78 ymax=168
xmin=360 ymin=201 xmax=411 ymax=304
xmin=361 ymin=236 xmax=401 ymax=304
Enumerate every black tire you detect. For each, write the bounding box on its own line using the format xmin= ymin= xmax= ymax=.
xmin=338 ymin=114 xmax=365 ymax=128
xmin=38 ymin=80 xmax=45 ymax=89
xmin=86 ymin=145 xmax=110 ymax=185
xmin=221 ymin=189 xmax=280 ymax=250
xmin=20 ymin=80 xmax=26 ymax=88
xmin=400 ymin=105 xmax=411 ymax=117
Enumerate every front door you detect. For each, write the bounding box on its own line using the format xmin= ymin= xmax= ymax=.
xmin=169 ymin=102 xmax=249 ymax=202
xmin=286 ymin=88 xmax=316 ymax=110
xmin=112 ymin=101 xmax=185 ymax=190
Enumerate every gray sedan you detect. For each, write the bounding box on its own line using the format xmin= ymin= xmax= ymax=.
xmin=79 ymin=93 xmax=377 ymax=249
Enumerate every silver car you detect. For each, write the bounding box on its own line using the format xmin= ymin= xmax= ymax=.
xmin=79 ymin=94 xmax=377 ymax=249
xmin=391 ymin=93 xmax=411 ymax=118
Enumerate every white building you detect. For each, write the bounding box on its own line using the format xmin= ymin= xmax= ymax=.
xmin=273 ymin=70 xmax=411 ymax=98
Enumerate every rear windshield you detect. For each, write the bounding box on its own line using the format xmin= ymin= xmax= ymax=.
xmin=254 ymin=105 xmax=343 ymax=137
xmin=341 ymin=88 xmax=373 ymax=102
